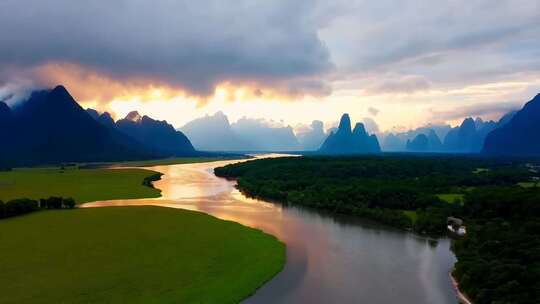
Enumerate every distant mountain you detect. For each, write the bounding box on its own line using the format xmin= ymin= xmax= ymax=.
xmin=482 ymin=93 xmax=540 ymax=156
xmin=406 ymin=134 xmax=429 ymax=152
xmin=180 ymin=112 xmax=253 ymax=151
xmin=382 ymin=133 xmax=404 ymax=151
xmin=427 ymin=129 xmax=443 ymax=151
xmin=296 ymin=120 xmax=327 ymax=151
xmin=4 ymin=86 xmax=154 ymax=165
xmin=116 ymin=111 xmax=196 ymax=156
xmin=230 ymin=118 xmax=301 ymax=151
xmin=381 ymin=124 xmax=451 ymax=152
xmin=319 ymin=114 xmax=380 ymax=154
xmin=180 ymin=113 xmax=301 ymax=151
xmin=406 ymin=130 xmax=442 ymax=152
xmin=442 ymin=116 xmax=503 ymax=153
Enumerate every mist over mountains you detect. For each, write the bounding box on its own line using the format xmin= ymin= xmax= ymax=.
xmin=180 ymin=112 xmax=324 ymax=152
xmin=380 ymin=113 xmax=516 ymax=154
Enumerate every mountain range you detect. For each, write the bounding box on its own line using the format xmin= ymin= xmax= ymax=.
xmin=318 ymin=114 xmax=380 ymax=154
xmin=2 ymin=84 xmax=539 ymax=163
xmin=180 ymin=112 xmax=314 ymax=151
xmin=0 ymin=85 xmax=197 ymax=165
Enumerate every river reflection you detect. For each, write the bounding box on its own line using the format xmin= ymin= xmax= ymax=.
xmin=81 ymin=154 xmax=458 ymax=304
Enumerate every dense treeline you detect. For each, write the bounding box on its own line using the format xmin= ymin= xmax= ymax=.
xmin=0 ymin=197 xmax=76 ymax=219
xmin=215 ymin=156 xmax=532 ymax=234
xmin=453 ymin=187 xmax=540 ymax=304
xmin=215 ymin=155 xmax=540 ymax=303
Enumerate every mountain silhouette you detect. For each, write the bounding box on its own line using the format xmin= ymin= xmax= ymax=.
xmin=482 ymin=93 xmax=540 ymax=156
xmin=180 ymin=111 xmax=253 ymax=151
xmin=5 ymin=86 xmax=154 ymax=165
xmin=116 ymin=111 xmax=196 ymax=156
xmin=319 ymin=114 xmax=380 ymax=154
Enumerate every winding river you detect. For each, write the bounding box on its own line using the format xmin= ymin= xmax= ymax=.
xmin=81 ymin=154 xmax=459 ymax=303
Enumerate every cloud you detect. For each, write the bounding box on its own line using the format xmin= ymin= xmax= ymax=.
xmin=367 ymin=107 xmax=380 ymax=116
xmin=321 ymin=0 xmax=540 ymax=86
xmin=361 ymin=117 xmax=380 ymax=134
xmin=363 ymin=75 xmax=432 ymax=95
xmin=429 ymin=101 xmax=523 ymax=122
xmin=0 ymin=0 xmax=333 ymax=97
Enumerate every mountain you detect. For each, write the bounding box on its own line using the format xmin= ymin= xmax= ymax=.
xmin=482 ymin=93 xmax=540 ymax=156
xmin=5 ymin=86 xmax=154 ymax=165
xmin=427 ymin=129 xmax=443 ymax=151
xmin=442 ymin=117 xmax=503 ymax=153
xmin=230 ymin=118 xmax=301 ymax=151
xmin=180 ymin=112 xmax=253 ymax=151
xmin=406 ymin=130 xmax=442 ymax=152
xmin=116 ymin=111 xmax=196 ymax=156
xmin=86 ymin=108 xmax=116 ymax=129
xmin=0 ymin=101 xmax=13 ymax=160
xmin=406 ymin=134 xmax=429 ymax=152
xmin=319 ymin=114 xmax=380 ymax=154
xmin=296 ymin=120 xmax=327 ymax=151
xmin=381 ymin=124 xmax=451 ymax=152
xmin=180 ymin=113 xmax=301 ymax=151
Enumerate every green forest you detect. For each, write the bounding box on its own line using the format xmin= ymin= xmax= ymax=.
xmin=215 ymin=155 xmax=540 ymax=303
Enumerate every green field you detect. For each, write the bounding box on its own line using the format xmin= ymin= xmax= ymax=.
xmin=436 ymin=193 xmax=464 ymax=204
xmin=86 ymin=156 xmax=244 ymax=168
xmin=0 ymin=167 xmax=161 ymax=203
xmin=518 ymin=181 xmax=539 ymax=188
xmin=403 ymin=210 xmax=418 ymax=224
xmin=0 ymin=206 xmax=285 ymax=303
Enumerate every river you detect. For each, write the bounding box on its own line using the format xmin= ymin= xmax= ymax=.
xmin=81 ymin=154 xmax=459 ymax=304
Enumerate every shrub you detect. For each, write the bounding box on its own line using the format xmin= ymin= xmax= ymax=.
xmin=4 ymin=198 xmax=39 ymax=217
xmin=62 ymin=198 xmax=76 ymax=209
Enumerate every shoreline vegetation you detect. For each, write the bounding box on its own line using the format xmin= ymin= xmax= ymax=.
xmin=215 ymin=156 xmax=540 ymax=303
xmin=0 ymin=206 xmax=285 ymax=303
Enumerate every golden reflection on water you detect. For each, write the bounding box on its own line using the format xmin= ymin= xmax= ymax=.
xmin=81 ymin=154 xmax=291 ymax=240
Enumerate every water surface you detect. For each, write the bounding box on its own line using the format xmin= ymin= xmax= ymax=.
xmin=82 ymin=155 xmax=458 ymax=304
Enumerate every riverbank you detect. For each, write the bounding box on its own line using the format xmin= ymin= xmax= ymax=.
xmin=450 ymin=271 xmax=474 ymax=304
xmin=0 ymin=206 xmax=285 ymax=303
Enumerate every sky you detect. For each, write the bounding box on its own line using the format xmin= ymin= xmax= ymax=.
xmin=1 ymin=0 xmax=539 ymax=133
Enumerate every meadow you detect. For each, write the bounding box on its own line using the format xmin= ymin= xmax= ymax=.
xmin=0 ymin=167 xmax=161 ymax=203
xmin=0 ymin=206 xmax=285 ymax=304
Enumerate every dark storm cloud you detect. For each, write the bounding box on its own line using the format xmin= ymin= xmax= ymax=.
xmin=0 ymin=0 xmax=333 ymax=95
xmin=323 ymin=0 xmax=540 ymax=86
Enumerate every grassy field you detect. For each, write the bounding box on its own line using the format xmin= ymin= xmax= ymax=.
xmin=0 ymin=206 xmax=285 ymax=304
xmin=83 ymin=156 xmax=246 ymax=168
xmin=518 ymin=181 xmax=539 ymax=188
xmin=436 ymin=193 xmax=464 ymax=204
xmin=402 ymin=210 xmax=418 ymax=224
xmin=0 ymin=167 xmax=161 ymax=203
